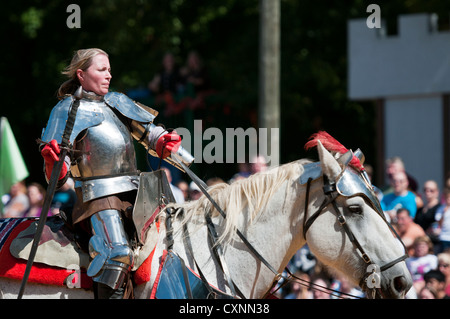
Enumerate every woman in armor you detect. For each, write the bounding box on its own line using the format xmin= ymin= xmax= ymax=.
xmin=40 ymin=48 xmax=186 ymax=298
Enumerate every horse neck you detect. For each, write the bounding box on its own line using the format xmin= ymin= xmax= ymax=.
xmin=222 ymin=178 xmax=306 ymax=297
xmin=167 ymin=165 xmax=309 ymax=298
xmin=256 ymin=179 xmax=306 ymax=262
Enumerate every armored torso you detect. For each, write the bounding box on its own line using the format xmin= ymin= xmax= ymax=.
xmin=70 ymin=93 xmax=140 ymax=202
xmin=71 ymin=97 xmax=137 ymax=179
xmin=70 ymin=96 xmax=139 ymax=202
xmin=41 ymin=90 xmax=156 ymax=202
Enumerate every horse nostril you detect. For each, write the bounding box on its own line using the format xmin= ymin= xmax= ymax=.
xmin=393 ymin=276 xmax=407 ymax=293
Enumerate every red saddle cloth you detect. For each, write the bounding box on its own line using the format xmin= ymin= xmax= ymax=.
xmin=0 ymin=218 xmax=92 ymax=288
xmin=0 ymin=218 xmax=156 ymax=289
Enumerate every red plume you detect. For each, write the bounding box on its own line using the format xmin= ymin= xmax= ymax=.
xmin=304 ymin=131 xmax=364 ymax=171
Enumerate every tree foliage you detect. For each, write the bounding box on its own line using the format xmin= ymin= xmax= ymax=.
xmin=1 ymin=0 xmax=449 ymax=184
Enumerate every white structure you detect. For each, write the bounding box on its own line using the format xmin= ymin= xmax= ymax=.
xmin=348 ymin=13 xmax=450 ymax=190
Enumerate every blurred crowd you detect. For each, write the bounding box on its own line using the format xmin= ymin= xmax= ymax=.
xmin=2 ymin=177 xmax=76 ymax=220
xmin=128 ymin=50 xmax=214 ymax=126
xmin=276 ymin=156 xmax=450 ymax=299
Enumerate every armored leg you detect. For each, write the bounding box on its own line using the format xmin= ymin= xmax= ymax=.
xmin=87 ymin=209 xmax=134 ymax=298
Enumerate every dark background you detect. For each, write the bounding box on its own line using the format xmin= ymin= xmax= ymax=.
xmin=2 ymin=0 xmax=449 ymax=186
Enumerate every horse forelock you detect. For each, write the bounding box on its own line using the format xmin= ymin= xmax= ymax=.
xmin=166 ymin=159 xmax=310 ymax=245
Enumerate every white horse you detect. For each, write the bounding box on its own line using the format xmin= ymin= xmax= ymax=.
xmin=0 ymin=140 xmax=412 ymax=298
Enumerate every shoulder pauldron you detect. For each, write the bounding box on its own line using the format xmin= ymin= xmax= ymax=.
xmin=40 ymin=92 xmax=157 ymax=145
xmin=104 ymin=92 xmax=157 ymax=123
xmin=40 ymin=96 xmax=104 ymax=145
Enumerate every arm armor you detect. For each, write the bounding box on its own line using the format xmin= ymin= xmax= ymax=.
xmin=129 ymin=121 xmax=194 ymax=172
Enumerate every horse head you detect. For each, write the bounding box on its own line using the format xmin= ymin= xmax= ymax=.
xmin=302 ymin=135 xmax=412 ymax=298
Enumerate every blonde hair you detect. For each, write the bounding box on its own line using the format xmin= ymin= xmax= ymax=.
xmin=57 ymin=48 xmax=108 ymax=99
xmin=437 ymin=252 xmax=450 ymax=265
xmin=413 ymin=236 xmax=434 ymax=254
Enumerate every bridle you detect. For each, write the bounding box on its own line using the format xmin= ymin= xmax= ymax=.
xmin=171 ymin=154 xmax=408 ymax=299
xmin=302 ymin=171 xmax=409 ymax=297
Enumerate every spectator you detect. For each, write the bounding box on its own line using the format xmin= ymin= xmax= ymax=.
xmin=310 ymin=275 xmax=331 ymax=299
xmin=51 ymin=177 xmax=77 ymax=218
xmin=381 ymin=171 xmax=417 ymax=221
xmin=442 ymin=172 xmax=450 ymax=204
xmin=228 ymin=155 xmax=268 ymax=184
xmin=189 ymin=181 xmax=202 ymax=201
xmin=396 ymin=208 xmax=426 ymax=255
xmin=23 ymin=182 xmax=54 ymax=218
xmin=2 ymin=180 xmax=29 ymax=218
xmin=229 ymin=163 xmax=250 ymax=183
xmin=414 ymin=180 xmax=441 ymax=246
xmin=175 ymin=180 xmax=189 ymax=202
xmin=284 ymin=271 xmax=313 ymax=299
xmin=435 ymin=188 xmax=450 ymax=253
xmin=249 ymin=155 xmax=268 ymax=175
xmin=180 ymin=50 xmax=210 ymax=96
xmin=406 ymin=236 xmax=438 ymax=293
xmin=206 ymin=177 xmax=225 ymax=187
xmin=424 ymin=270 xmax=447 ymax=299
xmin=384 ymin=156 xmax=418 ymax=194
xmin=169 ymin=50 xmax=213 ymax=119
xmin=162 ymin=167 xmax=184 ymax=204
xmin=437 ymin=252 xmax=450 ymax=296
xmin=417 ymin=286 xmax=438 ymax=299
xmin=330 ymin=273 xmax=365 ymax=299
xmin=148 ymin=52 xmax=183 ymax=96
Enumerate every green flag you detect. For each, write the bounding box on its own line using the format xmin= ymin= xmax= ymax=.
xmin=0 ymin=117 xmax=29 ymax=211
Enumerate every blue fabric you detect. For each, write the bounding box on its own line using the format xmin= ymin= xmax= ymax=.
xmin=381 ymin=191 xmax=417 ymax=218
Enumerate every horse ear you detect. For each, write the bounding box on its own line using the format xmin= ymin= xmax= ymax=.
xmin=317 ymin=140 xmax=342 ymax=181
xmin=337 ymin=150 xmax=353 ymax=167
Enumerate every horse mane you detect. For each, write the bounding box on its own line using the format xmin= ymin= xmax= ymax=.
xmin=166 ymin=159 xmax=309 ymax=245
xmin=304 ymin=131 xmax=364 ymax=171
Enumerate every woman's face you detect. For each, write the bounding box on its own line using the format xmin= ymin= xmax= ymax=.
xmin=77 ymin=54 xmax=111 ymax=96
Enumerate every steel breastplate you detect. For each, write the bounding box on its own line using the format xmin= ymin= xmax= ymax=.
xmin=72 ymin=100 xmax=137 ymax=178
xmin=71 ymin=100 xmax=139 ymax=202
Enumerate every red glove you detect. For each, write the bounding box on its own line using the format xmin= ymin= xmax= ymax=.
xmin=155 ymin=131 xmax=182 ymax=159
xmin=41 ymin=139 xmax=68 ymax=181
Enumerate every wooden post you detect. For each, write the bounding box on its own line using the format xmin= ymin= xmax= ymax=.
xmin=259 ymin=0 xmax=280 ymax=167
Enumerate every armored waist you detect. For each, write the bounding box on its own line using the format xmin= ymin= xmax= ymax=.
xmin=75 ymin=174 xmax=139 ymax=202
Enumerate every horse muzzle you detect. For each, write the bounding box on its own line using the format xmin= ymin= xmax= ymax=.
xmin=364 ymin=269 xmax=412 ymax=299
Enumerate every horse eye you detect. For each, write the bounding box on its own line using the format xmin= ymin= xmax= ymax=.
xmin=348 ymin=205 xmax=362 ymax=214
